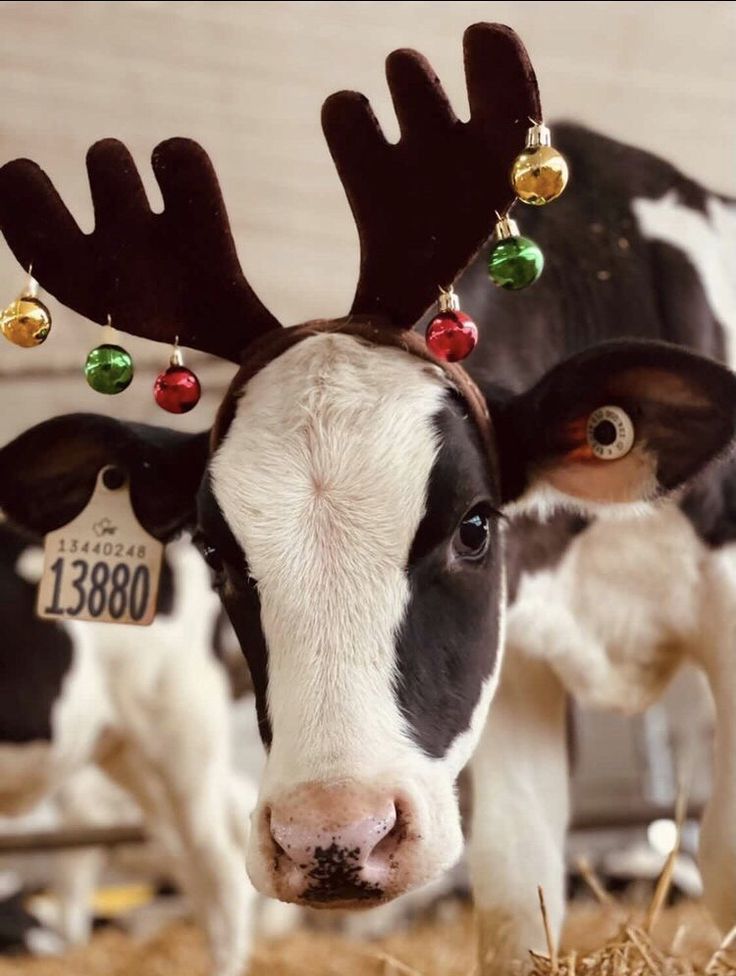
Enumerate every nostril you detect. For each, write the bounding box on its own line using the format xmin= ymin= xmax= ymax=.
xmin=368 ymin=802 xmax=403 ymax=862
xmin=265 ymin=806 xmax=287 ymax=858
xmin=271 ymin=835 xmax=287 ymax=858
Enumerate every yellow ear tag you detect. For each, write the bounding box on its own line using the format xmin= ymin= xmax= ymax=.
xmin=37 ymin=467 xmax=163 ymax=626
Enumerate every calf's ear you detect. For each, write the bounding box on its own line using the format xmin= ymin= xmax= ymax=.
xmin=492 ymin=340 xmax=736 ymax=510
xmin=0 ymin=413 xmax=210 ymax=539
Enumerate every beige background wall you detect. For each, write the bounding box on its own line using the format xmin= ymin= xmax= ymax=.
xmin=0 ymin=0 xmax=733 ymax=439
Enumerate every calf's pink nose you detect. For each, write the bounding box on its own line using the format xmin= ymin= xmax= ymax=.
xmin=266 ymin=784 xmax=401 ymax=904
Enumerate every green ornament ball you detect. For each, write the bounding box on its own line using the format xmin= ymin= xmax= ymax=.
xmin=488 ymin=235 xmax=544 ymax=290
xmin=84 ymin=343 xmax=134 ymax=395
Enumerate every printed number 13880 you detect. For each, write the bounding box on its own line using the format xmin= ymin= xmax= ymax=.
xmin=44 ymin=557 xmax=151 ymax=621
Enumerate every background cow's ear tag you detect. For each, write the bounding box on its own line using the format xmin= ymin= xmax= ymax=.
xmin=37 ymin=466 xmax=163 ymax=626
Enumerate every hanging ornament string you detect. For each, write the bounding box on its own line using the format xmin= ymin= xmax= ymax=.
xmin=1 ymin=267 xmax=52 ymax=348
xmin=153 ymin=337 xmax=201 ymax=414
xmin=84 ymin=317 xmax=134 ymax=395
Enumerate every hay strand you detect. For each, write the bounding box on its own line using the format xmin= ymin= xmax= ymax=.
xmin=538 ymin=885 xmax=560 ymax=974
xmin=576 ymin=856 xmax=622 ymax=912
xmin=705 ymin=922 xmax=736 ymax=975
xmin=531 ymin=800 xmax=729 ymax=976
xmin=644 ymin=789 xmax=687 ymax=935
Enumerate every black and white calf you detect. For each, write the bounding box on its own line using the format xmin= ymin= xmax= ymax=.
xmin=455 ymin=123 xmax=736 ymax=962
xmin=0 ymin=24 xmax=734 ymax=975
xmin=0 ymin=524 xmax=257 ymax=974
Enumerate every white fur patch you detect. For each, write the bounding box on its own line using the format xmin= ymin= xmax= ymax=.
xmin=507 ymin=504 xmax=702 ymax=713
xmin=14 ymin=545 xmax=44 ymax=585
xmin=211 ymin=334 xmax=450 ymax=785
xmin=632 ymin=192 xmax=736 ymax=365
xmin=506 ymin=480 xmax=659 ymax=524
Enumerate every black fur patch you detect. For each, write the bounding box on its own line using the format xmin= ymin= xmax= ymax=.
xmin=0 ymin=524 xmax=72 ymax=743
xmin=0 ymin=414 xmax=209 ymax=541
xmin=452 ymin=123 xmax=735 ymax=536
xmin=505 ymin=512 xmax=589 ymax=604
xmin=396 ymin=396 xmax=502 ymax=758
xmin=453 ymin=124 xmax=728 ymax=394
xmin=197 ymin=476 xmax=272 ymax=746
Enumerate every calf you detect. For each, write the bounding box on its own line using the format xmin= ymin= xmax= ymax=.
xmin=0 ymin=23 xmax=734 ymax=974
xmin=455 ymin=121 xmax=736 ymax=964
xmin=0 ymin=524 xmax=257 ymax=974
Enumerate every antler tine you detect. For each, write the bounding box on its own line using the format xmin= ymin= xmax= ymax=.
xmin=0 ymin=138 xmax=281 ymax=363
xmin=322 ymin=22 xmax=541 ymax=329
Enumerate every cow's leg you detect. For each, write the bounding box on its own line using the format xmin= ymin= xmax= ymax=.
xmin=53 ymin=847 xmax=105 ymax=945
xmin=469 ymin=648 xmax=568 ymax=975
xmin=693 ymin=549 xmax=736 ymax=933
xmin=156 ymin=755 xmax=256 ymax=976
xmin=100 ymin=690 xmax=256 ymax=976
xmin=53 ymin=766 xmax=142 ymax=945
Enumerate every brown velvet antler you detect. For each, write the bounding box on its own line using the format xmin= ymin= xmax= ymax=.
xmin=0 ymin=138 xmax=280 ymax=362
xmin=322 ymin=23 xmax=541 ymax=328
xmin=0 ymin=23 xmax=539 ymax=361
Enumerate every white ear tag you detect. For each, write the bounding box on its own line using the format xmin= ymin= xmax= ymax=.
xmin=586 ymin=405 xmax=635 ymax=460
xmin=37 ymin=467 xmax=163 ymax=626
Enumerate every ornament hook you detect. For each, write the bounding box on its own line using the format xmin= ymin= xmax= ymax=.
xmin=170 ymin=335 xmax=184 ymax=367
xmin=25 ymin=265 xmax=38 ymax=299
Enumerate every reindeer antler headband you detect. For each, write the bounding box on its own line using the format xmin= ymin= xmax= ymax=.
xmin=0 ymin=23 xmax=541 ymax=420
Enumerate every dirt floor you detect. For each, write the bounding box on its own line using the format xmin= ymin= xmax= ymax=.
xmin=0 ymin=900 xmax=732 ymax=976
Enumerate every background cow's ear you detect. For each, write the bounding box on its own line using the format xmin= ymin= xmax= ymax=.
xmin=0 ymin=413 xmax=210 ymax=540
xmin=491 ymin=340 xmax=736 ymax=510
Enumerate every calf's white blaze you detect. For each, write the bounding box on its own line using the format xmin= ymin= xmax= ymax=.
xmin=212 ymin=334 xmax=456 ymax=787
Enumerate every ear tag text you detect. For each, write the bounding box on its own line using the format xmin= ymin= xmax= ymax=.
xmin=37 ymin=467 xmax=163 ymax=626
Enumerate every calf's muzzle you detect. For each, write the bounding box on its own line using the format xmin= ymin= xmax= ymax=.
xmin=260 ymin=783 xmax=413 ymax=907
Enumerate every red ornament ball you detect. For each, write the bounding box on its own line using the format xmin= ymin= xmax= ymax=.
xmin=153 ymin=365 xmax=201 ymax=414
xmin=425 ymin=310 xmax=478 ymax=362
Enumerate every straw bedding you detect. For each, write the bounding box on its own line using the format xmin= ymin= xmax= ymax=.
xmin=0 ymin=897 xmax=732 ymax=976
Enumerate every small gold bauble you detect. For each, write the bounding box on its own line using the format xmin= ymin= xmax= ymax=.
xmin=0 ymin=297 xmax=52 ymax=347
xmin=511 ymin=145 xmax=569 ymax=205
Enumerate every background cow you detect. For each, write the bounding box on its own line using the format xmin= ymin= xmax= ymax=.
xmin=454 ymin=122 xmax=736 ymax=964
xmin=0 ymin=523 xmax=257 ymax=976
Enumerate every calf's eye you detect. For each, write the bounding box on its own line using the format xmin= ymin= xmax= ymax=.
xmin=202 ymin=543 xmax=223 ymax=573
xmin=193 ymin=531 xmax=224 ymax=574
xmin=453 ymin=504 xmax=492 ymax=560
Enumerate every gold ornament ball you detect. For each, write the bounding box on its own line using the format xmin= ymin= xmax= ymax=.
xmin=0 ymin=297 xmax=52 ymax=347
xmin=511 ymin=145 xmax=569 ymax=205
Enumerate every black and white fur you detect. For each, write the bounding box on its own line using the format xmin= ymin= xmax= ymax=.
xmin=458 ymin=124 xmax=736 ymax=963
xmin=2 ymin=125 xmax=736 ymax=973
xmin=204 ymin=126 xmax=736 ymax=950
xmin=0 ymin=526 xmax=257 ymax=976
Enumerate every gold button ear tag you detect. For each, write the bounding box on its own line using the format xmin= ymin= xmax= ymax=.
xmin=586 ymin=405 xmax=635 ymax=460
xmin=37 ymin=467 xmax=163 ymax=626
